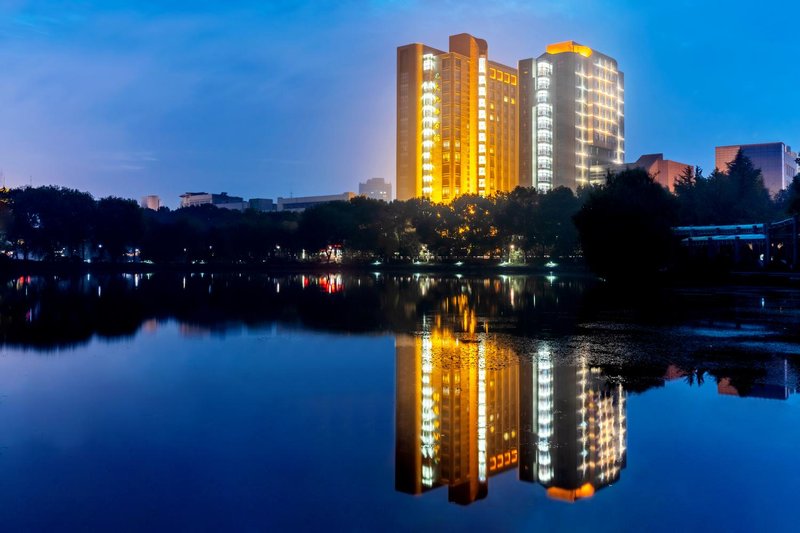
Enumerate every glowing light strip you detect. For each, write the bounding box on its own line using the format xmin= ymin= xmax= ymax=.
xmin=536 ymin=346 xmax=553 ymax=482
xmin=477 ymin=342 xmax=487 ymax=482
xmin=618 ymin=383 xmax=626 ymax=456
xmin=477 ymin=57 xmax=487 ymax=196
xmin=578 ymin=360 xmax=588 ymax=473
xmin=420 ymin=335 xmax=436 ymax=486
xmin=535 ymin=61 xmax=553 ymax=192
xmin=420 ymin=54 xmax=437 ymax=198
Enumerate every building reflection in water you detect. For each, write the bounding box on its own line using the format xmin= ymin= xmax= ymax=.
xmin=519 ymin=347 xmax=626 ymax=502
xmin=395 ymin=300 xmax=626 ymax=505
xmin=396 ymin=331 xmax=520 ymax=505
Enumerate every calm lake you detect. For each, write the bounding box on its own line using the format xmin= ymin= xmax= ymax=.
xmin=0 ymin=273 xmax=797 ymax=531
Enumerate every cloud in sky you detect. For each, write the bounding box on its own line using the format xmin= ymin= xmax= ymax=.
xmin=0 ymin=0 xmax=798 ymax=206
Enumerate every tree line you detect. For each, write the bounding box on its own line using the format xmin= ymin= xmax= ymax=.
xmin=0 ymin=185 xmax=585 ymax=264
xmin=0 ymin=150 xmax=797 ymax=274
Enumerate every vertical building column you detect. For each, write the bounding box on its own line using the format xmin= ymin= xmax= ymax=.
xmin=477 ymin=56 xmax=488 ymax=196
xmin=421 ymin=53 xmax=438 ymax=200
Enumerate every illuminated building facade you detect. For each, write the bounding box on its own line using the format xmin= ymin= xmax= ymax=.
xmin=520 ymin=41 xmax=625 ymax=191
xmin=396 ymin=34 xmax=519 ymax=202
xmin=715 ymin=143 xmax=798 ymax=196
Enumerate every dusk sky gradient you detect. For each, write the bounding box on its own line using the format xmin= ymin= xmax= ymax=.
xmin=1 ymin=0 xmax=797 ymax=207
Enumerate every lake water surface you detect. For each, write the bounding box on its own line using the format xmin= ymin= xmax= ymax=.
xmin=0 ymin=273 xmax=797 ymax=531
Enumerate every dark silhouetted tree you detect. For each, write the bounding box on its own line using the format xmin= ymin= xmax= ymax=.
xmin=534 ymin=187 xmax=580 ymax=258
xmin=94 ymin=197 xmax=144 ymax=261
xmin=573 ymin=168 xmax=678 ymax=280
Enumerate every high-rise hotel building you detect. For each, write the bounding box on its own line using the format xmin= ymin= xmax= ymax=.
xmin=396 ymin=34 xmax=519 ymax=202
xmin=519 ymin=42 xmax=625 ymax=191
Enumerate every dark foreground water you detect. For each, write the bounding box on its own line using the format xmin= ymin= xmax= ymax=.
xmin=0 ymin=273 xmax=797 ymax=531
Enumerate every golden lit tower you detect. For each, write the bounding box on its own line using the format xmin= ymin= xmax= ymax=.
xmin=396 ymin=34 xmax=519 ymax=202
xmin=519 ymin=41 xmax=624 ymax=191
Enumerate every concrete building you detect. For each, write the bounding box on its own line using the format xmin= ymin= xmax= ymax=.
xmin=715 ymin=142 xmax=798 ymax=196
xmin=248 ymin=198 xmax=277 ymax=212
xmin=620 ymin=153 xmax=691 ymax=192
xmin=179 ymin=192 xmax=245 ymax=209
xmin=520 ymin=41 xmax=625 ymax=191
xmin=397 ymin=33 xmax=519 ymax=202
xmin=359 ymin=178 xmax=392 ymax=202
xmin=277 ymin=192 xmax=356 ymax=213
xmin=140 ymin=195 xmax=161 ymax=211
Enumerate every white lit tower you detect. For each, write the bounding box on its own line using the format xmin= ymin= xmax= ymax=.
xmin=519 ymin=41 xmax=624 ymax=191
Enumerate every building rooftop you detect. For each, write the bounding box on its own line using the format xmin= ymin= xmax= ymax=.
xmin=546 ymin=41 xmax=593 ymax=58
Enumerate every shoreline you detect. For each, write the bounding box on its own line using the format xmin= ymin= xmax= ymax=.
xmin=2 ymin=259 xmax=800 ymax=287
xmin=0 ymin=258 xmax=588 ymax=276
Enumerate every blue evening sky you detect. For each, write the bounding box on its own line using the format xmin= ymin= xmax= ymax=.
xmin=0 ymin=0 xmax=797 ymax=207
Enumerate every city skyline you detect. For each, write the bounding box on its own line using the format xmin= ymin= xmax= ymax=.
xmin=1 ymin=1 xmax=798 ymax=206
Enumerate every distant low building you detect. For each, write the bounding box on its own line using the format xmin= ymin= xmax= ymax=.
xmin=248 ymin=198 xmax=277 ymax=212
xmin=359 ymin=178 xmax=392 ymax=202
xmin=715 ymin=142 xmax=798 ymax=196
xmin=617 ymin=154 xmax=692 ymax=192
xmin=217 ymin=201 xmax=249 ymax=211
xmin=277 ymin=192 xmax=356 ymax=213
xmin=179 ymin=192 xmax=245 ymax=209
xmin=140 ymin=195 xmax=161 ymax=210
